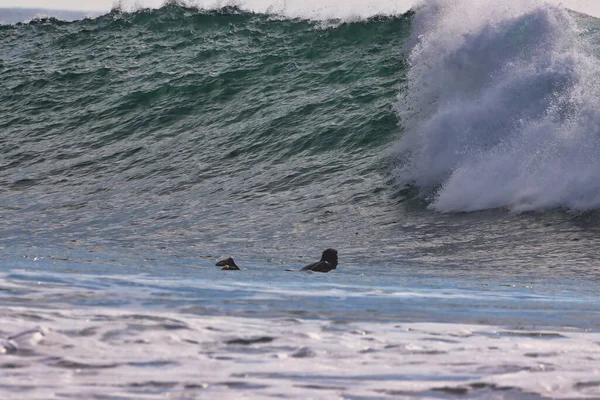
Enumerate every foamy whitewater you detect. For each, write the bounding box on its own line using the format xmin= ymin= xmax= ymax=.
xmin=3 ymin=266 xmax=600 ymax=399
xmin=395 ymin=0 xmax=600 ymax=212
xmin=3 ymin=0 xmax=600 ymax=398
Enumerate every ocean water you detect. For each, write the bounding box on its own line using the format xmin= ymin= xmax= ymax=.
xmin=2 ymin=0 xmax=600 ymax=398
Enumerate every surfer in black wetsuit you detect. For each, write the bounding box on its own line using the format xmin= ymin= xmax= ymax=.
xmin=217 ymin=248 xmax=339 ymax=272
xmin=301 ymin=248 xmax=338 ymax=273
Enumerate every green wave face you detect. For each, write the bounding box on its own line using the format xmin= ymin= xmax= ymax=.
xmin=0 ymin=6 xmax=413 ymax=256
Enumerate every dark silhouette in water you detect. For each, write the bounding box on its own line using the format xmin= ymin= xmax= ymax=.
xmin=217 ymin=249 xmax=338 ymax=272
xmin=301 ymin=249 xmax=338 ymax=273
xmin=216 ymin=257 xmax=241 ymax=271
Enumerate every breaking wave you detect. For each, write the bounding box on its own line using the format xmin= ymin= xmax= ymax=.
xmin=394 ymin=0 xmax=600 ymax=212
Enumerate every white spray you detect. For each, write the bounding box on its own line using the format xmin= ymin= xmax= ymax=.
xmin=393 ymin=0 xmax=600 ymax=212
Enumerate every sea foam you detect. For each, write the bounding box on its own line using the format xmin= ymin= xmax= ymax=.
xmin=2 ymin=306 xmax=600 ymax=399
xmin=393 ymin=0 xmax=600 ymax=212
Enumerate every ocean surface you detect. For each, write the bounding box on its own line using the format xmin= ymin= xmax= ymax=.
xmin=2 ymin=1 xmax=600 ymax=398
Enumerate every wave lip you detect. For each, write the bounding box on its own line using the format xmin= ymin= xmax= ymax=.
xmin=112 ymin=0 xmax=413 ymax=21
xmin=394 ymin=0 xmax=600 ymax=212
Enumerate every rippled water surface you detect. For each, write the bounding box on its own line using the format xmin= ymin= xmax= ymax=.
xmin=3 ymin=1 xmax=600 ymax=398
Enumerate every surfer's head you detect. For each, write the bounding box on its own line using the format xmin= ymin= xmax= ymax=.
xmin=320 ymin=248 xmax=338 ymax=269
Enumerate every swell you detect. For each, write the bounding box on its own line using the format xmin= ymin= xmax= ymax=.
xmin=1 ymin=7 xmax=410 ymax=172
xmin=0 ymin=5 xmax=411 ymax=249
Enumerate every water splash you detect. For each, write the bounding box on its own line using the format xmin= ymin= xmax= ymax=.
xmin=394 ymin=0 xmax=600 ymax=212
